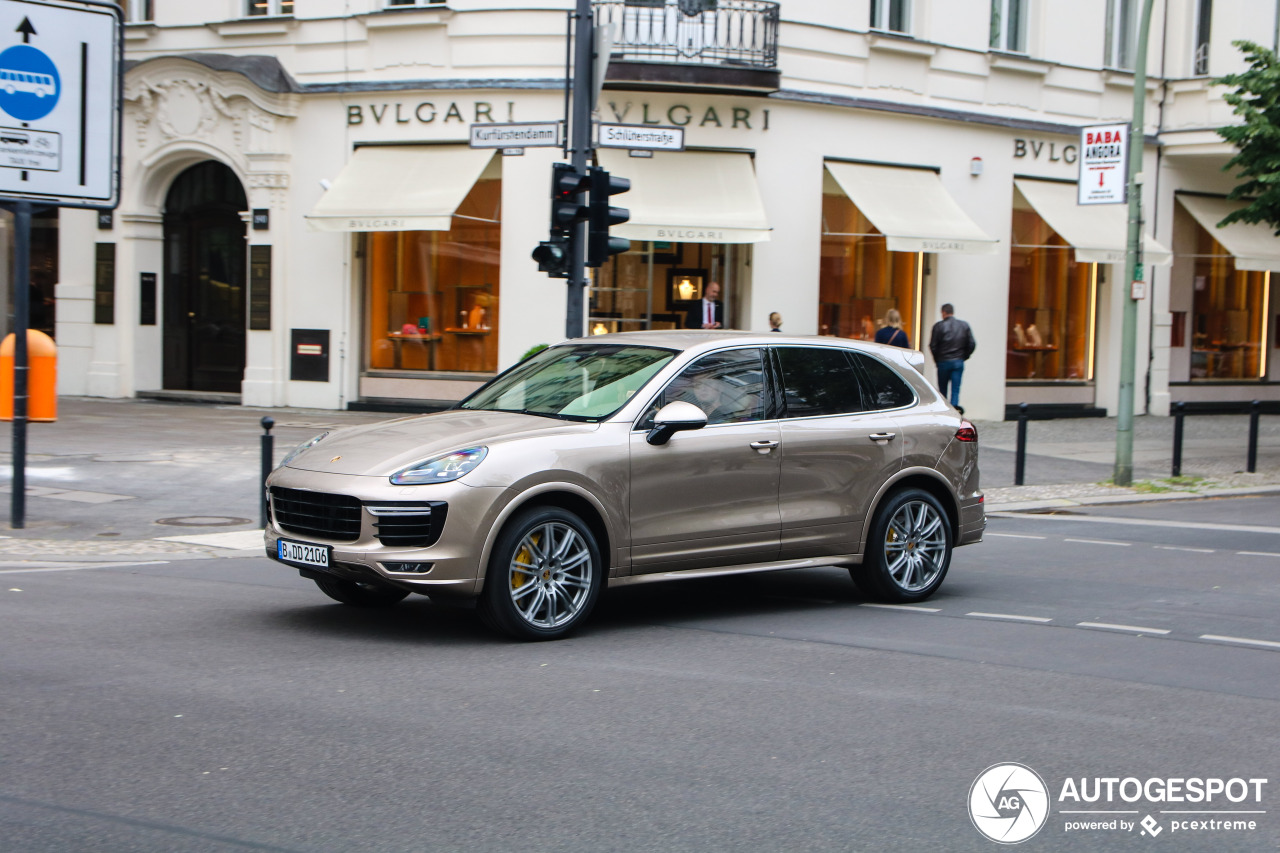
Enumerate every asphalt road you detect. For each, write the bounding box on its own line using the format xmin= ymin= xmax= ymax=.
xmin=1 ymin=497 xmax=1278 ymax=852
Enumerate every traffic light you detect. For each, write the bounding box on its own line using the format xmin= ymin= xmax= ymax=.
xmin=586 ymin=166 xmax=631 ymax=268
xmin=532 ymin=163 xmax=591 ymax=278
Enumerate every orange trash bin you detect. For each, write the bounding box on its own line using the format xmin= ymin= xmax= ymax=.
xmin=0 ymin=330 xmax=57 ymax=422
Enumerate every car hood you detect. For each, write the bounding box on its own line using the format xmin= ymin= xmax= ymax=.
xmin=283 ymin=409 xmax=599 ymax=477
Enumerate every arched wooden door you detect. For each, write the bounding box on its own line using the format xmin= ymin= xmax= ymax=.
xmin=162 ymin=161 xmax=248 ymax=392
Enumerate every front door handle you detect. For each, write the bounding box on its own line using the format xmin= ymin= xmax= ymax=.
xmin=749 ymin=440 xmax=779 ymax=453
xmin=869 ymin=432 xmax=896 ymax=442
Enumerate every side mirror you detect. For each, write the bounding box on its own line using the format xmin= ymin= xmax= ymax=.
xmin=646 ymin=400 xmax=708 ymax=446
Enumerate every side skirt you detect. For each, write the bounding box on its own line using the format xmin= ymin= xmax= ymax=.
xmin=609 ymin=554 xmax=862 ymax=588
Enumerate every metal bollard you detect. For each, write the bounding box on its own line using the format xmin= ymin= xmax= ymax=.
xmin=1015 ymin=402 xmax=1029 ymax=486
xmin=1247 ymin=400 xmax=1260 ymax=474
xmin=260 ymin=416 xmax=275 ymax=528
xmin=1172 ymin=401 xmax=1185 ymax=478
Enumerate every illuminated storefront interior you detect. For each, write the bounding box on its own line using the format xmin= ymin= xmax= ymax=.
xmin=1007 ymin=205 xmax=1097 ymax=381
xmin=309 ymin=145 xmax=501 ymax=374
xmin=1174 ymin=195 xmax=1277 ymax=382
xmin=821 ymin=162 xmax=996 ymax=349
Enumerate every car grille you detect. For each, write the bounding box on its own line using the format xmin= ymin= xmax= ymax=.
xmin=367 ymin=502 xmax=448 ymax=548
xmin=270 ymin=487 xmax=362 ymax=542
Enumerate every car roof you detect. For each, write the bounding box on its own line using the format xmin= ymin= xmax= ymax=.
xmin=559 ymin=329 xmax=926 ymax=369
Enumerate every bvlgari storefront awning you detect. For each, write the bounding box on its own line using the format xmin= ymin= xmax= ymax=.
xmin=596 ymin=149 xmax=771 ymax=243
xmin=1014 ymin=179 xmax=1172 ymax=266
xmin=1177 ymin=194 xmax=1280 ymax=272
xmin=824 ymin=162 xmax=998 ymax=254
xmin=306 ymin=145 xmax=495 ymax=232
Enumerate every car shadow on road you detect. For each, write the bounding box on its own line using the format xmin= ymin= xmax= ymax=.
xmin=267 ymin=595 xmax=500 ymax=646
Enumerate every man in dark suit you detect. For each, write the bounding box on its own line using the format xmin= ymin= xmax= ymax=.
xmin=686 ymin=280 xmax=724 ymax=330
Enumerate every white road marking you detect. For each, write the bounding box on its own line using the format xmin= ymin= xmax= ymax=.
xmin=1200 ymin=634 xmax=1280 ymax=650
xmin=1154 ymin=545 xmax=1215 ymax=553
xmin=1077 ymin=621 xmax=1171 ymax=635
xmin=0 ymin=560 xmax=170 ymax=575
xmin=986 ymin=532 xmax=1046 ymax=540
xmin=1064 ymin=538 xmax=1131 ymax=546
xmin=966 ymin=612 xmax=1053 ymax=623
xmin=1236 ymin=551 xmax=1280 ymax=558
xmin=989 ymin=511 xmax=1280 ymax=535
xmin=860 ymin=604 xmax=941 ymax=613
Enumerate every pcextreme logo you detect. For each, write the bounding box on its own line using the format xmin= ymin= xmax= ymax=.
xmin=969 ymin=764 xmax=1269 ymax=845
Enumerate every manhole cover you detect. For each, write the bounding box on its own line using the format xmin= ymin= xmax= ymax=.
xmin=156 ymin=516 xmax=252 ymax=527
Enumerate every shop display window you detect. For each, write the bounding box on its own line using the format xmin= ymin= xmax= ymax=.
xmin=364 ymin=178 xmax=500 ymax=373
xmin=591 ymin=242 xmax=741 ymax=333
xmin=1188 ymin=222 xmax=1267 ymax=381
xmin=819 ymin=191 xmax=919 ymax=346
xmin=1007 ymin=208 xmax=1095 ymax=382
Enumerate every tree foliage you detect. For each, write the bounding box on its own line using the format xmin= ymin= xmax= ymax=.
xmin=1215 ymin=40 xmax=1280 ymax=233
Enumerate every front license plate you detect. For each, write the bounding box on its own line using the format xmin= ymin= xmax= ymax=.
xmin=277 ymin=539 xmax=331 ymax=569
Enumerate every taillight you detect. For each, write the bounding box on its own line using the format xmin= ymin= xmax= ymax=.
xmin=955 ymin=420 xmax=977 ymax=442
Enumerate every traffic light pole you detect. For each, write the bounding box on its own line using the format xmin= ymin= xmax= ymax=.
xmin=565 ymin=0 xmax=595 ymax=340
xmin=1114 ymin=0 xmax=1155 ymax=487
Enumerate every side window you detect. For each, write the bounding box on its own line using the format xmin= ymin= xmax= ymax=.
xmin=852 ymin=352 xmax=916 ymax=410
xmin=641 ymin=348 xmax=766 ymax=427
xmin=775 ymin=347 xmax=867 ymax=417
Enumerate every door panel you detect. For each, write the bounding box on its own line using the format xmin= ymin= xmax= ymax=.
xmin=629 ymin=422 xmax=781 ymax=571
xmin=628 ymin=347 xmax=780 ymax=572
xmin=778 ymin=413 xmax=902 ymax=559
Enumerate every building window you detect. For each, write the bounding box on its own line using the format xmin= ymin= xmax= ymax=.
xmin=1105 ymin=0 xmax=1136 ymax=69
xmin=1185 ymin=217 xmax=1268 ymax=381
xmin=247 ymin=0 xmax=293 ymax=16
xmin=1193 ymin=0 xmax=1212 ymax=75
xmin=1007 ymin=206 xmax=1097 ymax=382
xmin=870 ymin=0 xmax=911 ymax=34
xmin=592 ymin=242 xmax=743 ymax=333
xmin=114 ymin=0 xmax=153 ymax=22
xmin=364 ymin=177 xmax=501 ymax=374
xmin=990 ymin=0 xmax=1028 ymax=53
xmin=819 ymin=190 xmax=921 ymax=348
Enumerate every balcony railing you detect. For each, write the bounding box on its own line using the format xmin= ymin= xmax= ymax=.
xmin=593 ymin=0 xmax=779 ymax=70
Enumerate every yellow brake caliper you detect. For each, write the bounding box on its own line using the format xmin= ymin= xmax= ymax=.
xmin=513 ymin=533 xmax=539 ymax=590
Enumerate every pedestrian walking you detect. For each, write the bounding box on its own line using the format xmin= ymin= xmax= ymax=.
xmin=769 ymin=311 xmax=782 ymax=332
xmin=928 ymin=303 xmax=975 ymax=411
xmin=874 ymin=308 xmax=909 ymax=348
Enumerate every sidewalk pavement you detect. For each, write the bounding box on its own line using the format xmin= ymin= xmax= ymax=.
xmin=0 ymin=397 xmax=1276 ymax=562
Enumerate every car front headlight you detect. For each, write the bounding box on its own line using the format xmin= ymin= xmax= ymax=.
xmin=278 ymin=431 xmax=329 ymax=469
xmin=390 ymin=446 xmax=488 ymax=485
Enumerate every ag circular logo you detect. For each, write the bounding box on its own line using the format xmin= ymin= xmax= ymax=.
xmin=0 ymin=44 xmax=60 ymax=122
xmin=969 ymin=763 xmax=1050 ymax=844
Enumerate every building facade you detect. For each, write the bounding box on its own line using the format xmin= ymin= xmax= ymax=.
xmin=35 ymin=0 xmax=1280 ymax=421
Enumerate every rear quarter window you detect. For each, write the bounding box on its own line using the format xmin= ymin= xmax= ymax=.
xmin=851 ymin=352 xmax=916 ymax=410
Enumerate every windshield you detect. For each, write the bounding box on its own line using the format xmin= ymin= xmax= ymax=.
xmin=460 ymin=344 xmax=676 ymax=421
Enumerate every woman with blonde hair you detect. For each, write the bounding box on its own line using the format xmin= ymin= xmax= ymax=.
xmin=874 ymin=308 xmax=910 ymax=348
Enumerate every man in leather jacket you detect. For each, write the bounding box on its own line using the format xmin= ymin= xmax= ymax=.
xmin=928 ymin=303 xmax=976 ymax=411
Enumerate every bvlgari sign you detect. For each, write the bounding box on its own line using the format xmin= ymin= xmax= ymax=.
xmin=1078 ymin=123 xmax=1129 ymax=205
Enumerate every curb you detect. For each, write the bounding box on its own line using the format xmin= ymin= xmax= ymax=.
xmin=986 ymin=483 xmax=1280 ymax=513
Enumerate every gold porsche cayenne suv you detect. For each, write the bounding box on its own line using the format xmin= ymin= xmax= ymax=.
xmin=265 ymin=332 xmax=984 ymax=640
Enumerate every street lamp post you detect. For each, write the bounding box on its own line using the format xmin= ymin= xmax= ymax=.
xmin=1115 ymin=0 xmax=1157 ymax=487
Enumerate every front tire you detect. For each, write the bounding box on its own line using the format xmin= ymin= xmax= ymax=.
xmin=479 ymin=506 xmax=603 ymax=641
xmin=853 ymin=488 xmax=952 ymax=603
xmin=313 ymin=575 xmax=410 ymax=607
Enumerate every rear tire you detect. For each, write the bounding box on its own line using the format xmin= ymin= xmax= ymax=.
xmin=313 ymin=575 xmax=410 ymax=607
xmin=853 ymin=488 xmax=952 ymax=603
xmin=478 ymin=506 xmax=603 ymax=641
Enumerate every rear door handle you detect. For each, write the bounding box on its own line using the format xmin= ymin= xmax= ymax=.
xmin=869 ymin=432 xmax=896 ymax=442
xmin=749 ymin=440 xmax=779 ymax=452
